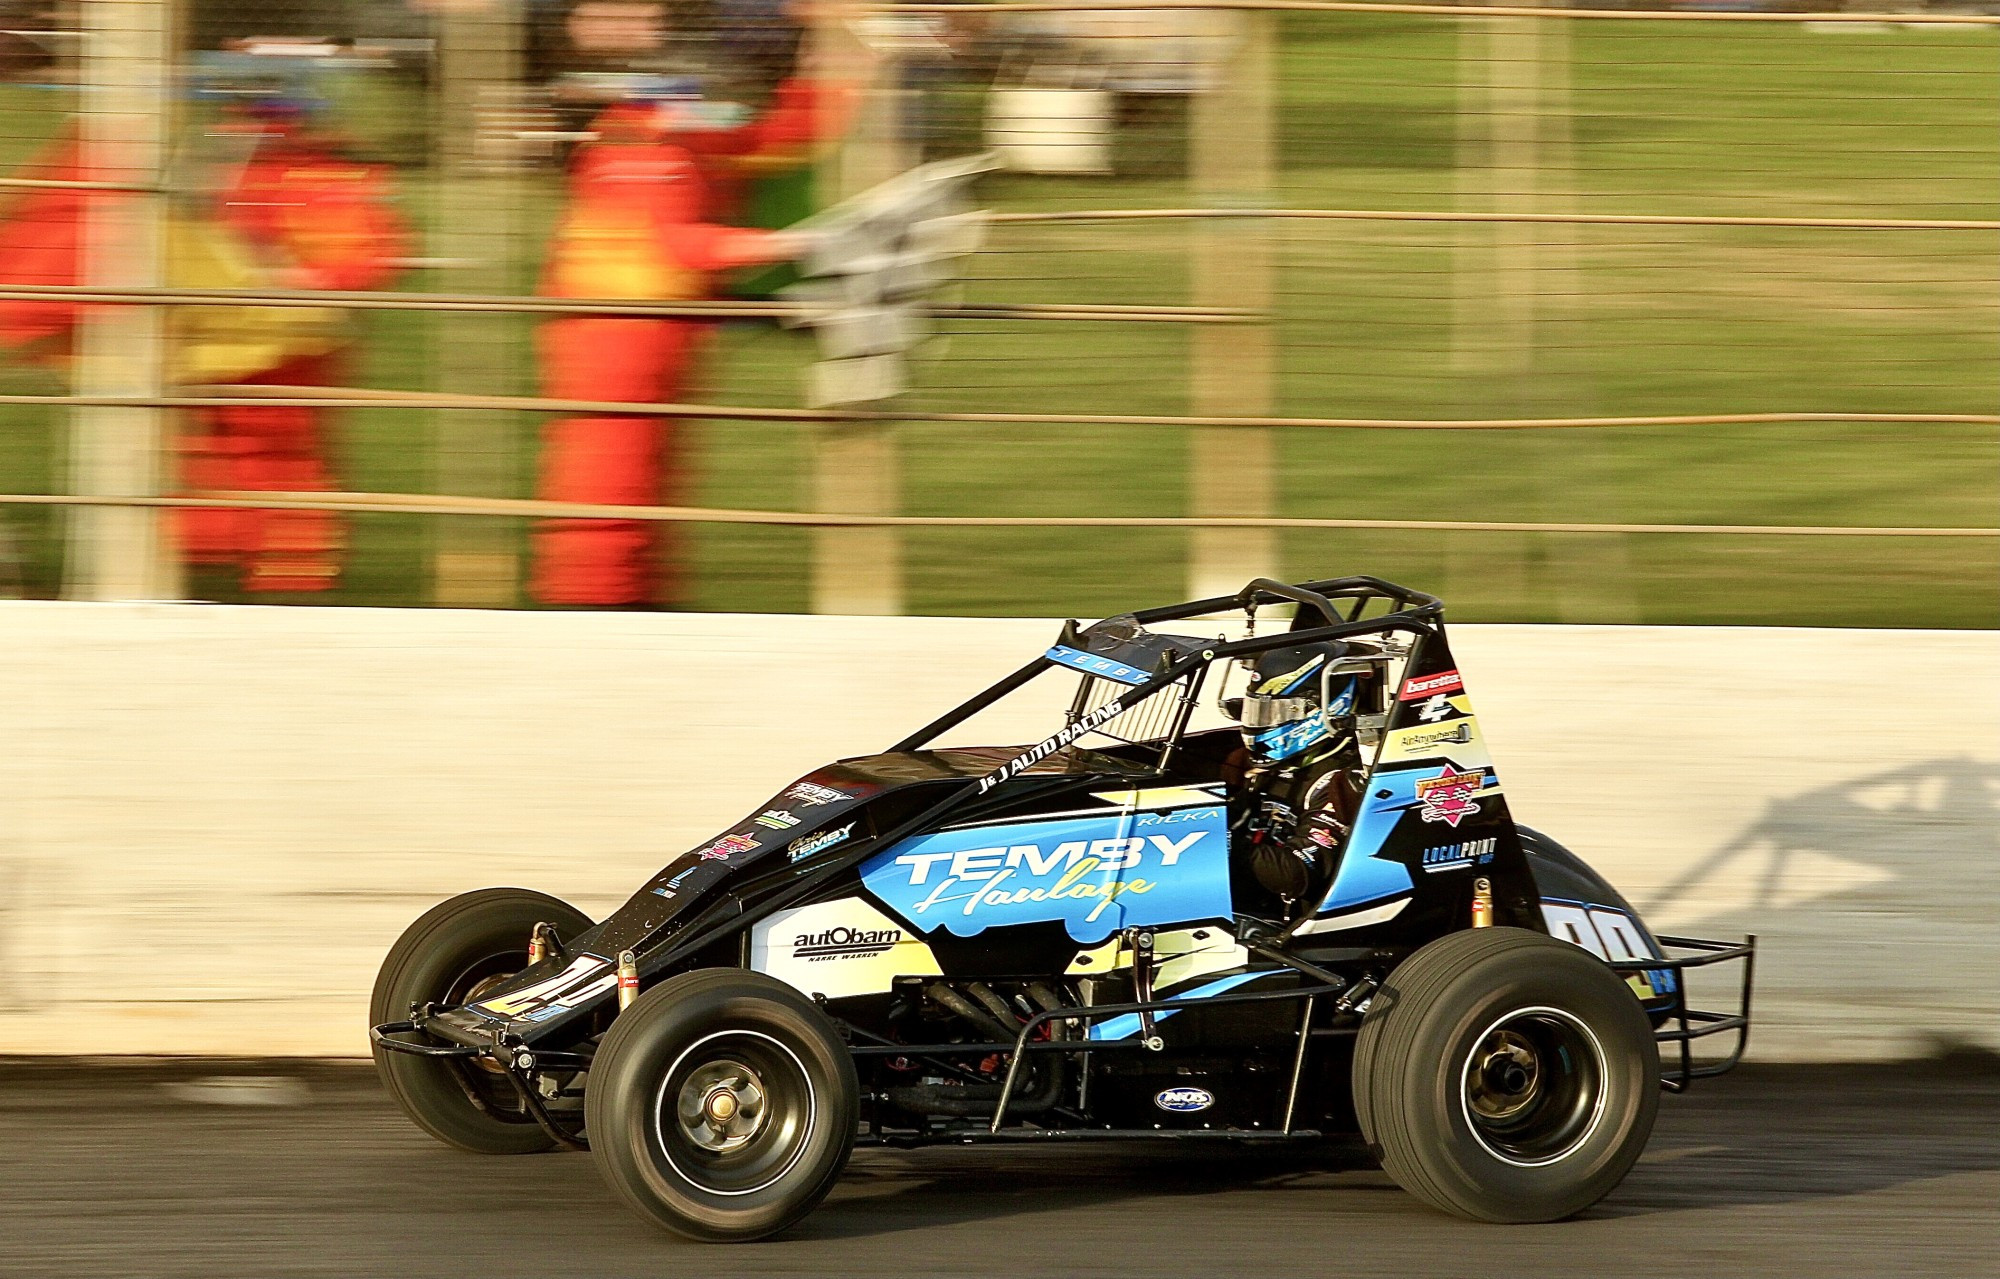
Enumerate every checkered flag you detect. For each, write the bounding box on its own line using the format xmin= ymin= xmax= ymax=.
xmin=782 ymin=152 xmax=999 ymax=407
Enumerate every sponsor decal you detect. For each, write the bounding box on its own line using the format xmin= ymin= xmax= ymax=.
xmin=1046 ymin=644 xmax=1150 ymax=687
xmin=1399 ymin=669 xmax=1464 ymax=702
xmin=650 ymin=864 xmax=699 ymax=898
xmin=1420 ymin=836 xmax=1496 ymax=873
xmin=1415 ymin=767 xmax=1484 ymax=827
xmin=1378 ymin=704 xmax=1488 ymax=769
xmin=698 ymin=832 xmax=759 ymax=861
xmin=1307 ymin=824 xmax=1341 ymax=850
xmin=864 ymin=804 xmax=1232 ymax=942
xmin=750 ymin=899 xmax=942 ymax=999
xmin=475 ymin=954 xmax=615 ymax=1019
xmin=976 ymin=699 xmax=1126 ymax=794
xmin=755 ymin=809 xmax=801 ymax=830
xmin=1541 ymin=900 xmax=1677 ymax=998
xmin=1400 ymin=722 xmax=1472 ymax=751
xmin=1415 ymin=693 xmax=1455 ymax=724
xmin=1154 ymin=1086 xmax=1214 ymax=1114
xmin=786 ymin=781 xmax=848 ymax=807
xmin=788 ymin=821 xmax=856 ymax=862
xmin=793 ymin=924 xmax=901 ymax=961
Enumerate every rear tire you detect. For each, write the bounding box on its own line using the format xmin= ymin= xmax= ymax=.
xmin=1352 ymin=926 xmax=1659 ymax=1223
xmin=370 ymin=887 xmax=593 ymax=1155
xmin=586 ymin=969 xmax=859 ymax=1242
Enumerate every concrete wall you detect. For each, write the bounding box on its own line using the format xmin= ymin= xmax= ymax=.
xmin=0 ymin=602 xmax=1993 ymax=1061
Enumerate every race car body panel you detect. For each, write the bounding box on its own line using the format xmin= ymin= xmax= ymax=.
xmin=438 ymin=748 xmax=1165 ymax=1042
xmin=859 ymin=781 xmax=1234 ymax=944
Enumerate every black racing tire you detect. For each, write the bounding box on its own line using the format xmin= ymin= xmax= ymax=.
xmin=370 ymin=887 xmax=593 ymax=1155
xmin=1351 ymin=926 xmax=1659 ymax=1223
xmin=585 ymin=968 xmax=859 ymax=1242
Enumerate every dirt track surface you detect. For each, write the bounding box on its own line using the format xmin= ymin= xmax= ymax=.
xmin=3 ymin=1060 xmax=1996 ymax=1279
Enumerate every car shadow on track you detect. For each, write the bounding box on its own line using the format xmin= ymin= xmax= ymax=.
xmin=1641 ymin=756 xmax=2000 ymax=1063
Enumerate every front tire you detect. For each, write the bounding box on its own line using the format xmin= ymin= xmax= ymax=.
xmin=370 ymin=887 xmax=593 ymax=1155
xmin=585 ymin=969 xmax=859 ymax=1242
xmin=1352 ymin=927 xmax=1659 ymax=1223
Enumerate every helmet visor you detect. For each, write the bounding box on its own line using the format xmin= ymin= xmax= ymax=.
xmin=1237 ymin=694 xmax=1317 ymax=729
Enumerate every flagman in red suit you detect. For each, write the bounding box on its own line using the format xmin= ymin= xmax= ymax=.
xmin=531 ymin=98 xmax=808 ymax=607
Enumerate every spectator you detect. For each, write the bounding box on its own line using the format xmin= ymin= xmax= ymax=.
xmin=0 ymin=55 xmax=410 ymax=594
xmin=530 ymin=0 xmax=840 ymax=607
xmin=531 ymin=95 xmax=801 ymax=607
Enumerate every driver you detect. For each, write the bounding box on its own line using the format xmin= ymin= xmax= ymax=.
xmin=1224 ymin=642 xmax=1373 ymax=916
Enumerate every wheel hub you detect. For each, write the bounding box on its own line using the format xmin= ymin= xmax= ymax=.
xmin=1472 ymin=1030 xmax=1542 ymax=1120
xmin=677 ymin=1059 xmax=769 ymax=1154
xmin=1460 ymin=1006 xmax=1608 ymax=1168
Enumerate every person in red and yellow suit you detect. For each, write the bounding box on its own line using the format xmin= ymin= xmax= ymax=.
xmin=532 ymin=101 xmax=804 ymax=607
xmin=0 ymin=127 xmax=90 ymax=354
xmin=0 ymin=103 xmax=408 ymax=594
xmin=174 ymin=103 xmax=409 ymax=592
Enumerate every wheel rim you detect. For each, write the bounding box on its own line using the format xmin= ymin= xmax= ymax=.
xmin=654 ymin=1030 xmax=816 ymax=1197
xmin=1459 ymin=1005 xmax=1607 ymax=1168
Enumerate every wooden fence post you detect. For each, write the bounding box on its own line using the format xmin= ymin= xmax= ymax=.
xmin=430 ymin=0 xmax=525 ymax=607
xmin=1188 ymin=8 xmax=1278 ymax=602
xmin=66 ymin=0 xmax=179 ymax=601
xmin=810 ymin=6 xmax=904 ymax=615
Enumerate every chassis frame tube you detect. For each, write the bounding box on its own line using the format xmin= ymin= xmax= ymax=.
xmin=986 ymin=977 xmax=1353 ymax=1133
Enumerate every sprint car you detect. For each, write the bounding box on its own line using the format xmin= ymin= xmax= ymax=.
xmin=373 ymin=576 xmax=1754 ymax=1241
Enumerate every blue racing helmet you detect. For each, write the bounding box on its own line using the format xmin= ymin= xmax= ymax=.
xmin=1227 ymin=643 xmax=1358 ymax=763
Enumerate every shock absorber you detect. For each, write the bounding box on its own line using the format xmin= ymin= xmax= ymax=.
xmin=617 ymin=950 xmax=639 ymax=1010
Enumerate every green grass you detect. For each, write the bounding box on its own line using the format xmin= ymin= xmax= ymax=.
xmin=2 ymin=17 xmax=1996 ymax=624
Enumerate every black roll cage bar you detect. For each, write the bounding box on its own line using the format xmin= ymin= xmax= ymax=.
xmin=889 ymin=575 xmax=1445 ymax=756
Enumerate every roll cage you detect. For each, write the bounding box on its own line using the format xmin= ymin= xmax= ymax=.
xmin=891 ymin=575 xmax=1443 ymax=762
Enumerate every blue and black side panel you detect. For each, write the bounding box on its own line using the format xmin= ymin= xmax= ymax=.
xmin=862 ymin=795 xmax=1232 ymax=944
xmin=1302 ymin=628 xmax=1538 ymax=936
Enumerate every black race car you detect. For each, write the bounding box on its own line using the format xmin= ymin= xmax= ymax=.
xmin=373 ymin=576 xmax=1753 ymax=1241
